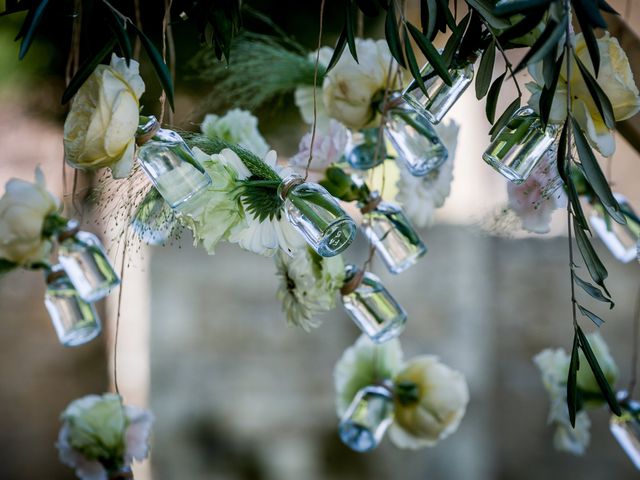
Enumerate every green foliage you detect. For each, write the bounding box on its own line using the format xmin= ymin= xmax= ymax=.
xmin=0 ymin=258 xmax=17 ymax=276
xmin=567 ymin=332 xmax=579 ymax=426
xmin=188 ymin=0 xmax=242 ymax=63
xmin=320 ymin=165 xmax=369 ymax=203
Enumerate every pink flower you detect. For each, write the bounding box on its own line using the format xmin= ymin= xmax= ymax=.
xmin=289 ymin=120 xmax=348 ymax=173
xmin=507 ymin=150 xmax=567 ymax=234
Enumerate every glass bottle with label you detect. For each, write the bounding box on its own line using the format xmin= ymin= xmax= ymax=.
xmin=57 ymin=220 xmax=120 ymax=302
xmin=339 ymin=384 xmax=395 ymax=452
xmin=340 ymin=264 xmax=407 ymax=343
xmin=278 ymin=174 xmax=356 ymax=257
xmin=44 ymin=265 xmax=102 ymax=347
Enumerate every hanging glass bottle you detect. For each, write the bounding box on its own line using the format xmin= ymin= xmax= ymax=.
xmin=44 ymin=265 xmax=102 ymax=347
xmin=402 ymin=53 xmax=477 ymax=125
xmin=360 ymin=192 xmax=427 ymax=274
xmin=590 ymin=194 xmax=640 ymax=263
xmin=278 ymin=174 xmax=356 ymax=257
xmin=483 ymin=106 xmax=559 ymax=184
xmin=610 ymin=392 xmax=640 ymax=469
xmin=340 ymin=264 xmax=407 ymax=343
xmin=339 ymin=383 xmax=395 ymax=452
xmin=58 ymin=220 xmax=120 ymax=303
xmin=136 ymin=116 xmax=212 ymax=213
xmin=384 ymin=94 xmax=448 ymax=177
xmin=344 ymin=128 xmax=386 ymax=170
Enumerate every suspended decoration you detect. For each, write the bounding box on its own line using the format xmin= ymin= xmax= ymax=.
xmin=0 ymin=0 xmax=639 ymax=476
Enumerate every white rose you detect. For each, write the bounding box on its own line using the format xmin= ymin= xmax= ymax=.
xmin=322 ymin=39 xmax=400 ymax=130
xmin=294 ymin=46 xmax=334 ymax=130
xmin=201 ymin=109 xmax=270 ymax=158
xmin=527 ymin=32 xmax=640 ymax=157
xmin=389 ymin=355 xmax=469 ymax=449
xmin=0 ymin=167 xmax=60 ymax=266
xmin=334 ymin=335 xmax=403 ymax=416
xmin=64 ymin=54 xmax=145 ymax=178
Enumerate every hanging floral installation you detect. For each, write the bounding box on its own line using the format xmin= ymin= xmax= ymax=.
xmin=1 ymin=0 xmax=640 ymax=476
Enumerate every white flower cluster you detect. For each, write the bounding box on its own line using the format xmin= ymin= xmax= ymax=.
xmin=335 ymin=335 xmax=469 ymax=449
xmin=533 ymin=332 xmax=618 ymax=455
xmin=57 ymin=393 xmax=153 ymax=480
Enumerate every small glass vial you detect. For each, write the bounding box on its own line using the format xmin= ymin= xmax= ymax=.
xmin=361 ymin=193 xmax=427 ymax=274
xmin=340 ymin=264 xmax=407 ymax=343
xmin=338 ymin=384 xmax=395 ymax=452
xmin=483 ymin=107 xmax=559 ymax=184
xmin=57 ymin=220 xmax=120 ymax=303
xmin=590 ymin=194 xmax=640 ymax=263
xmin=136 ymin=116 xmax=212 ymax=212
xmin=44 ymin=266 xmax=102 ymax=347
xmin=384 ymin=95 xmax=448 ymax=177
xmin=610 ymin=392 xmax=640 ymax=469
xmin=344 ymin=128 xmax=386 ymax=170
xmin=278 ymin=174 xmax=356 ymax=257
xmin=402 ymin=56 xmax=476 ymax=125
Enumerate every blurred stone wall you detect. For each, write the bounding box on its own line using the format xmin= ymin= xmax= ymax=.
xmin=149 ymin=225 xmax=639 ymax=480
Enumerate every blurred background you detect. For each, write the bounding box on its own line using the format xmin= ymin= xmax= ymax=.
xmin=0 ymin=0 xmax=639 ymax=479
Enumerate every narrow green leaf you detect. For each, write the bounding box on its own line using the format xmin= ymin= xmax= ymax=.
xmin=574 ymin=275 xmax=614 ymax=307
xmin=513 ymin=20 xmax=565 ymax=73
xmin=421 ymin=0 xmax=438 ymax=39
xmin=497 ymin=8 xmax=546 ymax=43
xmin=573 ymin=216 xmax=609 ymax=289
xmin=494 ymin=0 xmax=552 ymax=16
xmin=574 ymin=54 xmax=615 ymax=129
xmin=406 ymin=22 xmax=452 ymax=86
xmin=326 ymin=27 xmax=348 ymax=72
xmin=465 ymin=0 xmax=511 ymax=28
xmin=62 ymin=38 xmax=118 ymax=104
xmin=345 ymin=0 xmax=359 ymax=62
xmin=577 ymin=304 xmax=605 ymax=327
xmin=489 ymin=97 xmax=520 ymax=138
xmin=567 ymin=332 xmax=580 ymax=427
xmin=385 ymin=5 xmax=406 ymax=68
xmin=434 ymin=0 xmax=456 ymax=31
xmin=442 ymin=13 xmax=469 ymax=67
xmin=485 ymin=72 xmax=505 ymax=123
xmin=404 ymin=26 xmax=428 ymax=96
xmin=576 ymin=326 xmax=622 ymax=416
xmin=106 ymin=8 xmax=132 ymax=65
xmin=476 ymin=40 xmax=495 ymax=99
xmin=539 ymin=51 xmax=564 ymax=125
xmin=597 ymin=0 xmax=618 ymax=14
xmin=131 ymin=24 xmax=175 ymax=110
xmin=18 ymin=0 xmax=49 ymax=60
xmin=576 ymin=0 xmax=607 ymax=28
xmin=571 ymin=118 xmax=625 ymax=223
xmin=574 ymin=5 xmax=600 ymax=76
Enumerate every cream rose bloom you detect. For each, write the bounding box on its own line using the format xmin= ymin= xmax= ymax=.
xmin=322 ymin=39 xmax=400 ymax=130
xmin=527 ymin=32 xmax=640 ymax=157
xmin=389 ymin=355 xmax=469 ymax=449
xmin=201 ymin=109 xmax=270 ymax=158
xmin=0 ymin=167 xmax=60 ymax=266
xmin=64 ymin=54 xmax=145 ymax=178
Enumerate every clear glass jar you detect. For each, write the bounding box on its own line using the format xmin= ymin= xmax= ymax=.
xmin=361 ymin=194 xmax=427 ymax=274
xmin=384 ymin=96 xmax=448 ymax=177
xmin=610 ymin=393 xmax=640 ymax=469
xmin=402 ymin=59 xmax=475 ymax=125
xmin=483 ymin=107 xmax=559 ymax=184
xmin=590 ymin=194 xmax=640 ymax=263
xmin=344 ymin=128 xmax=386 ymax=170
xmin=340 ymin=264 xmax=407 ymax=343
xmin=278 ymin=175 xmax=356 ymax=257
xmin=136 ymin=116 xmax=212 ymax=211
xmin=338 ymin=384 xmax=395 ymax=452
xmin=57 ymin=220 xmax=120 ymax=302
xmin=44 ymin=266 xmax=101 ymax=347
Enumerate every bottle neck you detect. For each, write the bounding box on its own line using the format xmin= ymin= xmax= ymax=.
xmin=277 ymin=175 xmax=304 ymax=201
xmin=136 ymin=115 xmax=161 ymax=146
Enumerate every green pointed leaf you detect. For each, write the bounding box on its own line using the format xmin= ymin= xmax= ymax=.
xmin=131 ymin=24 xmax=175 ymax=110
xmin=489 ymin=97 xmax=520 ymax=137
xmin=574 ymin=275 xmax=614 ymax=308
xmin=420 ymin=0 xmax=438 ymax=38
xmin=597 ymin=0 xmax=617 ymax=14
xmin=326 ymin=27 xmax=348 ymax=72
xmin=494 ymin=0 xmax=552 ymax=16
xmin=576 ymin=326 xmax=621 ymax=416
xmin=406 ymin=22 xmax=452 ymax=86
xmin=574 ymin=5 xmax=600 ymax=76
xmin=385 ymin=4 xmax=406 ymax=68
xmin=498 ymin=8 xmax=546 ymax=43
xmin=513 ymin=20 xmax=565 ymax=73
xmin=573 ymin=216 xmax=609 ymax=289
xmin=574 ymin=54 xmax=615 ymax=129
xmin=434 ymin=0 xmax=456 ymax=31
xmin=465 ymin=0 xmax=510 ymax=28
xmin=571 ymin=118 xmax=624 ymax=223
xmin=18 ymin=0 xmax=49 ymax=60
xmin=345 ymin=0 xmax=359 ymax=62
xmin=476 ymin=40 xmax=495 ymax=99
xmin=485 ymin=71 xmax=505 ymax=123
xmin=106 ymin=8 xmax=132 ymax=65
xmin=62 ymin=38 xmax=118 ymax=104
xmin=577 ymin=304 xmax=605 ymax=327
xmin=404 ymin=26 xmax=428 ymax=96
xmin=576 ymin=0 xmax=607 ymax=28
xmin=567 ymin=332 xmax=580 ymax=427
xmin=442 ymin=13 xmax=469 ymax=67
xmin=539 ymin=51 xmax=564 ymax=125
